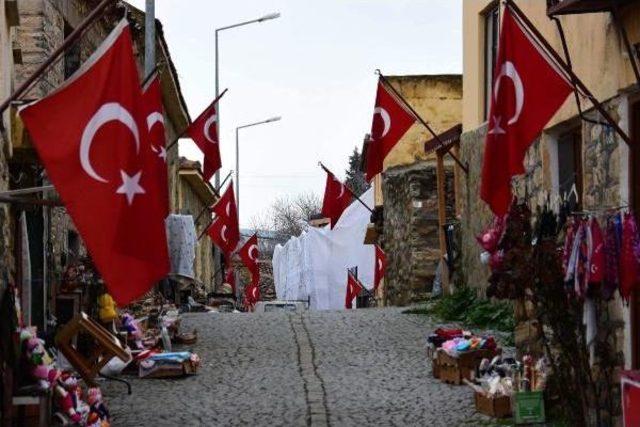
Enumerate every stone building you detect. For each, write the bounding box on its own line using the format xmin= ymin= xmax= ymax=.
xmin=6 ymin=0 xmax=194 ymax=329
xmin=176 ymin=158 xmax=216 ymax=288
xmin=459 ymin=1 xmax=640 ymax=368
xmin=363 ymin=74 xmax=462 ymax=306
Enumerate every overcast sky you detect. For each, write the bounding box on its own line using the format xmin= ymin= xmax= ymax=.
xmin=128 ymin=0 xmax=462 ymax=227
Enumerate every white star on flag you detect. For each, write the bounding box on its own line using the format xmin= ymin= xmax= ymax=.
xmin=116 ymin=170 xmax=145 ymax=205
xmin=158 ymin=146 xmax=167 ymax=162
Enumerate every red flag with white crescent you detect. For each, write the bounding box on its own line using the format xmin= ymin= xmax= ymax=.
xmin=142 ymin=74 xmax=169 ymax=219
xmin=19 ymin=21 xmax=169 ymax=305
xmin=185 ymin=99 xmax=221 ymax=181
xmin=365 ymin=80 xmax=416 ymax=181
xmin=207 ymin=181 xmax=240 ymax=255
xmin=238 ymin=234 xmax=260 ymax=287
xmin=480 ymin=8 xmax=573 ymax=215
xmin=224 ymin=265 xmax=236 ymax=294
xmin=374 ymin=245 xmax=386 ymax=293
xmin=321 ymin=170 xmax=353 ymax=229
xmin=345 ymin=272 xmax=364 ymax=309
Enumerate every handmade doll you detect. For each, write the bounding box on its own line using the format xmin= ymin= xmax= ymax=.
xmin=87 ymin=387 xmax=110 ymax=426
xmin=20 ymin=329 xmax=60 ymax=389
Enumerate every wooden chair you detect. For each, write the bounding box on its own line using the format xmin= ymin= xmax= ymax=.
xmin=55 ymin=312 xmax=130 ymax=386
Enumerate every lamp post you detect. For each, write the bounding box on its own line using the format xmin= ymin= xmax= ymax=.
xmin=236 ymin=116 xmax=281 ymax=220
xmin=214 ymin=12 xmax=280 ymax=188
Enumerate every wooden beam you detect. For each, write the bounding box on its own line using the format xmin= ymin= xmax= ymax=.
xmin=436 ymin=152 xmax=449 ymax=295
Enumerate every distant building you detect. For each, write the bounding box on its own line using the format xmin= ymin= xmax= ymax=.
xmin=361 ymin=74 xmax=462 ymax=306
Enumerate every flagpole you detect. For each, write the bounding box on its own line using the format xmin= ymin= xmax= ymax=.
xmin=505 ymin=0 xmax=632 ymax=146
xmin=376 ymin=71 xmax=469 ymax=174
xmin=0 ymin=0 xmax=114 ymax=116
xmin=319 ymin=162 xmax=375 ymax=214
xmin=165 ymin=88 xmax=229 ymax=152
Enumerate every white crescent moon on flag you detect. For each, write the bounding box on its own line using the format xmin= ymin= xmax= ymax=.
xmin=248 ymin=244 xmax=258 ymax=261
xmin=221 ymin=225 xmax=228 ymax=243
xmin=203 ymin=114 xmax=218 ymax=144
xmin=378 ymin=259 xmax=383 ymax=271
xmin=373 ymin=107 xmax=391 ymax=139
xmin=80 ymin=103 xmax=140 ymax=183
xmin=225 ymin=202 xmax=231 ymax=217
xmin=146 ymin=112 xmax=164 ymax=153
xmin=251 ymin=286 xmax=259 ymax=299
xmin=493 ymin=61 xmax=524 ymax=125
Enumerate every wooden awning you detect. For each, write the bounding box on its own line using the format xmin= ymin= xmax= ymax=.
xmin=547 ymin=0 xmax=634 ymax=16
xmin=424 ymin=124 xmax=462 ymax=156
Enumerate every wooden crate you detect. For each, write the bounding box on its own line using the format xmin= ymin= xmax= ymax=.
xmin=475 ymin=392 xmax=512 ymax=418
xmin=436 ymin=348 xmax=500 ymax=385
xmin=439 ymin=361 xmax=474 ymax=385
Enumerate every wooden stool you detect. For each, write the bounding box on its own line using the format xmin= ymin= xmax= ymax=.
xmin=55 ymin=312 xmax=130 ymax=386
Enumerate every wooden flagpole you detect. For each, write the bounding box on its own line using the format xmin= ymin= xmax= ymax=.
xmin=376 ymin=71 xmax=469 ymax=174
xmin=505 ymin=0 xmax=632 ymax=146
xmin=165 ymin=88 xmax=229 ymax=151
xmin=319 ymin=162 xmax=374 ymax=214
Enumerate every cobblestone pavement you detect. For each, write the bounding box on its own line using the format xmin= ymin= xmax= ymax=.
xmin=103 ymin=308 xmax=496 ymax=426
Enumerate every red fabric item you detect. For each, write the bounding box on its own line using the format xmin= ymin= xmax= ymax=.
xmin=238 ymin=234 xmax=260 ymax=287
xmin=207 ymin=182 xmax=240 ymax=256
xmin=244 ymin=283 xmax=260 ymax=306
xmin=345 ymin=273 xmax=364 ymax=309
xmin=374 ymin=245 xmax=386 ymax=293
xmin=620 ymin=214 xmax=639 ymax=301
xmin=480 ymin=9 xmax=573 ymax=215
xmin=321 ymin=171 xmax=353 ymax=228
xmin=434 ymin=328 xmax=463 ymax=341
xmin=142 ymin=74 xmax=169 ymax=219
xmin=224 ymin=266 xmax=236 ymax=294
xmin=19 ymin=21 xmax=169 ymax=305
xmin=622 ymin=372 xmax=640 ymax=427
xmin=365 ymin=80 xmax=416 ymax=181
xmin=185 ymin=98 xmax=221 ymax=181
xmin=590 ymin=218 xmax=605 ymax=284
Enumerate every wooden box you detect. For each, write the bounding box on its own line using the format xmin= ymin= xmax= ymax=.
xmin=436 ymin=348 xmax=500 ymax=385
xmin=474 ymin=392 xmax=512 ymax=418
xmin=438 ymin=361 xmax=474 ymax=385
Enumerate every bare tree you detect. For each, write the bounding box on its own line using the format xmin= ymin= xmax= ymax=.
xmin=253 ymin=192 xmax=321 ymax=238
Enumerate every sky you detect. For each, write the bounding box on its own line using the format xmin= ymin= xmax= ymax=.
xmin=128 ymin=0 xmax=462 ymax=227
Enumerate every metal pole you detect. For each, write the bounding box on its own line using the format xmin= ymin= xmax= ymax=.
xmin=144 ymin=0 xmax=155 ymax=79
xmin=0 ymin=0 xmax=113 ymax=116
xmin=236 ymin=127 xmax=240 ymax=220
xmin=319 ymin=162 xmax=374 ymax=214
xmin=214 ymin=29 xmax=221 ymax=189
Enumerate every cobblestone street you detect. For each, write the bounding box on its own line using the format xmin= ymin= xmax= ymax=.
xmin=103 ymin=308 xmax=493 ymax=426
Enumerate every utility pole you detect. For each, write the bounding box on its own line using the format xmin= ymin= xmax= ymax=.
xmin=144 ymin=0 xmax=156 ymax=79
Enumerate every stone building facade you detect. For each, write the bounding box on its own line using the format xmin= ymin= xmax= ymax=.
xmin=6 ymin=0 xmax=192 ymax=328
xmin=460 ymin=1 xmax=640 ymax=368
xmin=364 ymin=74 xmax=462 ymax=306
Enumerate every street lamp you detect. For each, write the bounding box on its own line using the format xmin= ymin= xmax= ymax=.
xmin=236 ymin=116 xmax=282 ymax=220
xmin=214 ymin=12 xmax=281 ymax=188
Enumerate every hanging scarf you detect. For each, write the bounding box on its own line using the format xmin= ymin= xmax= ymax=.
xmin=620 ymin=213 xmax=639 ymax=302
xmin=603 ymin=214 xmax=621 ymax=300
xmin=589 ymin=217 xmax=605 ymax=285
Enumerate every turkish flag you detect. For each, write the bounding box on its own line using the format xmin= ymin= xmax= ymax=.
xmin=365 ymin=80 xmax=416 ymax=181
xmin=622 ymin=372 xmax=640 ymax=427
xmin=321 ymin=170 xmax=352 ymax=228
xmin=142 ymin=74 xmax=169 ymax=218
xmin=186 ymin=99 xmax=221 ymax=181
xmin=207 ymin=181 xmax=240 ymax=255
xmin=345 ymin=272 xmax=364 ymax=309
xmin=245 ymin=283 xmax=260 ymax=306
xmin=238 ymin=234 xmax=260 ymax=287
xmin=480 ymin=8 xmax=573 ymax=215
xmin=374 ymin=245 xmax=386 ymax=293
xmin=19 ymin=21 xmax=169 ymax=305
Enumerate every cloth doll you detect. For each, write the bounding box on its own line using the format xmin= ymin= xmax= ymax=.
xmin=54 ymin=384 xmax=82 ymax=424
xmin=59 ymin=372 xmax=90 ymax=422
xmin=20 ymin=329 xmax=60 ymax=389
xmin=122 ymin=313 xmax=143 ymax=349
xmin=87 ymin=387 xmax=110 ymax=426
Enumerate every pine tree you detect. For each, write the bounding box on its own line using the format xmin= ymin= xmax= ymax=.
xmin=344 ymin=147 xmax=370 ymax=197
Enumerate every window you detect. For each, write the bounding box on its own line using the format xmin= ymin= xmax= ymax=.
xmin=557 ymin=128 xmax=582 ymax=210
xmin=483 ymin=3 xmax=500 ymax=120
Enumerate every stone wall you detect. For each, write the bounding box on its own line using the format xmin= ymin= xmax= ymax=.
xmin=382 ymin=162 xmax=455 ymax=305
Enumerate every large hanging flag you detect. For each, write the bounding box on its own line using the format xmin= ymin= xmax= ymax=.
xmin=207 ymin=181 xmax=240 ymax=255
xmin=374 ymin=245 xmax=386 ymax=293
xmin=142 ymin=74 xmax=169 ymax=218
xmin=321 ymin=168 xmax=353 ymax=229
xmin=19 ymin=20 xmax=169 ymax=305
xmin=185 ymin=98 xmax=221 ymax=181
xmin=238 ymin=234 xmax=260 ymax=287
xmin=480 ymin=7 xmax=573 ymax=215
xmin=345 ymin=272 xmax=365 ymax=309
xmin=244 ymin=282 xmax=260 ymax=307
xmin=365 ymin=80 xmax=416 ymax=181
